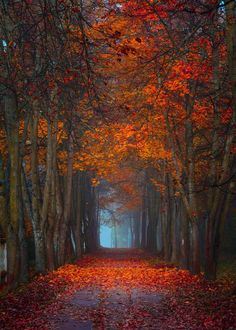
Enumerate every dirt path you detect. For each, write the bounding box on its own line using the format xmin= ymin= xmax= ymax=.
xmin=0 ymin=249 xmax=235 ymax=329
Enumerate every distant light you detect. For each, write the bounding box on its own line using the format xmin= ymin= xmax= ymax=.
xmin=100 ymin=225 xmax=112 ymax=248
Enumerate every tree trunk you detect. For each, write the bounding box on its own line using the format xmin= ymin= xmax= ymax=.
xmin=141 ymin=182 xmax=147 ymax=249
xmin=180 ymin=204 xmax=189 ymax=269
xmin=69 ymin=172 xmax=81 ymax=260
xmin=205 ymin=182 xmax=234 ymax=280
xmin=205 ymin=218 xmax=217 ymax=280
xmin=45 ymin=222 xmax=55 ymax=272
xmin=170 ymin=199 xmax=178 ymax=263
xmin=133 ymin=211 xmax=140 ymax=248
xmin=225 ymin=0 xmax=236 ymax=119
xmin=18 ymin=179 xmax=29 ymax=283
xmin=45 ymin=118 xmax=58 ymax=271
xmin=30 ymin=113 xmax=46 ymax=273
xmin=192 ymin=221 xmax=201 ymax=274
xmin=146 ymin=179 xmax=158 ymax=253
xmin=53 ymin=168 xmax=63 ymax=266
xmin=58 ymin=134 xmax=74 ymax=265
xmin=4 ymin=91 xmax=20 ymax=286
xmin=0 ymin=153 xmax=8 ymax=248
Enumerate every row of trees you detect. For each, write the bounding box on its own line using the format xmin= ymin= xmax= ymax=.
xmin=0 ymin=0 xmax=101 ymax=289
xmin=135 ymin=0 xmax=236 ymax=280
xmin=0 ymin=0 xmax=235 ymax=289
xmin=77 ymin=0 xmax=236 ymax=280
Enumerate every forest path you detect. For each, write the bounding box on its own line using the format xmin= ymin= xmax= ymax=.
xmin=0 ymin=249 xmax=235 ymax=329
xmin=51 ymin=249 xmax=165 ymax=330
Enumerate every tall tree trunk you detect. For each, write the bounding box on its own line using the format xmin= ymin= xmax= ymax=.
xmin=185 ymin=90 xmax=201 ymax=274
xmin=70 ymin=172 xmax=81 ymax=260
xmin=0 ymin=153 xmax=8 ymax=286
xmin=85 ymin=178 xmax=98 ymax=252
xmin=30 ymin=113 xmax=46 ymax=273
xmin=161 ymin=210 xmax=169 ymax=260
xmin=179 ymin=203 xmax=189 ymax=269
xmin=133 ymin=211 xmax=140 ymax=248
xmin=5 ymin=91 xmax=20 ymax=286
xmin=141 ymin=182 xmax=147 ymax=249
xmin=165 ymin=106 xmax=201 ymax=273
xmin=170 ymin=198 xmax=178 ymax=263
xmin=74 ymin=173 xmax=82 ymax=258
xmin=191 ymin=221 xmax=200 ymax=274
xmin=53 ymin=168 xmax=63 ymax=266
xmin=18 ymin=112 xmax=31 ymax=283
xmin=18 ymin=177 xmax=28 ymax=283
xmin=205 ymin=182 xmax=234 ymax=279
xmin=58 ymin=134 xmax=74 ymax=265
xmin=147 ymin=178 xmax=159 ymax=253
xmin=0 ymin=153 xmax=8 ymax=251
xmin=45 ymin=119 xmax=58 ymax=271
xmin=225 ymin=0 xmax=236 ymax=119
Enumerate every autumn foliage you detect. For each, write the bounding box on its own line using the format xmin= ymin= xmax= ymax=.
xmin=0 ymin=0 xmax=235 ymax=306
xmin=0 ymin=250 xmax=236 ymax=329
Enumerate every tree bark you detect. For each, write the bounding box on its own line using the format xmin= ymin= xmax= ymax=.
xmin=18 ymin=176 xmax=29 ymax=283
xmin=30 ymin=112 xmax=46 ymax=273
xmin=141 ymin=181 xmax=147 ymax=249
xmin=4 ymin=91 xmax=20 ymax=286
xmin=179 ymin=202 xmax=189 ymax=269
xmin=58 ymin=134 xmax=74 ymax=265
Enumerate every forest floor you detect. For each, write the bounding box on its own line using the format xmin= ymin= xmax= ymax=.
xmin=0 ymin=249 xmax=236 ymax=330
